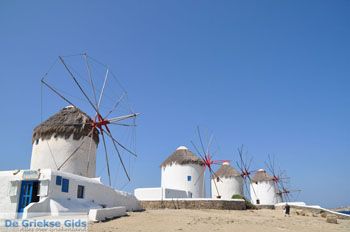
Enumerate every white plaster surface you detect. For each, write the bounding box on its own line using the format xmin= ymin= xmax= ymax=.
xmin=88 ymin=207 xmax=127 ymax=222
xmin=31 ymin=136 xmax=97 ymax=178
xmin=161 ymin=163 xmax=205 ymax=198
xmin=211 ymin=176 xmax=244 ymax=200
xmin=134 ymin=187 xmax=189 ymax=200
xmin=250 ymin=180 xmax=282 ymax=205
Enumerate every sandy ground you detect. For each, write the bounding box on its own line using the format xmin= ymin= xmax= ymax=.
xmin=89 ymin=209 xmax=350 ymax=232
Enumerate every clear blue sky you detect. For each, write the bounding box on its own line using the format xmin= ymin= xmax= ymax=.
xmin=0 ymin=1 xmax=349 ymax=208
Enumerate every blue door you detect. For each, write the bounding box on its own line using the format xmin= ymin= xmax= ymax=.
xmin=17 ymin=181 xmax=38 ymax=213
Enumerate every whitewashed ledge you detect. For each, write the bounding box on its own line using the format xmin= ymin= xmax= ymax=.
xmin=89 ymin=206 xmax=127 ymax=222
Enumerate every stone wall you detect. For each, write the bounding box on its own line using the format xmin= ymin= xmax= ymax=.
xmin=140 ymin=199 xmax=246 ymax=210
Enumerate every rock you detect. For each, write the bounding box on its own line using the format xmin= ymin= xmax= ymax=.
xmin=326 ymin=215 xmax=338 ymax=224
xmin=321 ymin=212 xmax=328 ymax=218
xmin=296 ymin=210 xmax=306 ymax=216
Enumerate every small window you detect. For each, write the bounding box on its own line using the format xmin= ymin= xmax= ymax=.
xmin=77 ymin=185 xmax=85 ymax=199
xmin=62 ymin=178 xmax=69 ymax=193
xmin=187 ymin=176 xmax=191 ymax=181
xmin=56 ymin=176 xmax=62 ymax=186
xmin=217 ymin=177 xmax=220 ymax=182
xmin=35 ymin=139 xmax=39 ymax=145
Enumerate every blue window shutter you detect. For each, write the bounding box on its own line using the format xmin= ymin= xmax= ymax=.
xmin=187 ymin=176 xmax=192 ymax=181
xmin=56 ymin=176 xmax=62 ymax=186
xmin=62 ymin=178 xmax=69 ymax=193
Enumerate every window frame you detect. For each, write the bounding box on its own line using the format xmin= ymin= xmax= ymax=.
xmin=61 ymin=178 xmax=69 ymax=193
xmin=56 ymin=176 xmax=62 ymax=186
xmin=77 ymin=185 xmax=85 ymax=199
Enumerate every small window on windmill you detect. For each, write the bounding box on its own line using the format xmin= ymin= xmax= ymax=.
xmin=35 ymin=139 xmax=39 ymax=145
xmin=187 ymin=176 xmax=192 ymax=181
xmin=217 ymin=177 xmax=220 ymax=182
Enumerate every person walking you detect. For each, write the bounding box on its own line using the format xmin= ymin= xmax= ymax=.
xmin=284 ymin=203 xmax=291 ymax=216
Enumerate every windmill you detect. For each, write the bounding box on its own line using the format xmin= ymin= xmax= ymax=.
xmin=39 ymin=53 xmax=138 ymax=188
xmin=265 ymin=155 xmax=301 ymax=203
xmin=190 ymin=127 xmax=228 ymax=199
xmin=235 ymin=145 xmax=259 ymax=200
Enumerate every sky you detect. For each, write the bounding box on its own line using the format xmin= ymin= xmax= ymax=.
xmin=0 ymin=1 xmax=349 ymax=208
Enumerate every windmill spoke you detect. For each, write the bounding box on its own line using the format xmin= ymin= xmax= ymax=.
xmin=191 ymin=141 xmax=205 ymax=160
xmin=59 ymin=56 xmax=99 ymax=114
xmin=105 ymin=93 xmax=126 ymax=118
xmin=109 ymin=134 xmax=131 ymax=181
xmin=208 ymin=167 xmax=220 ymax=197
xmin=109 ymin=122 xmax=136 ymax=127
xmin=206 ymin=134 xmax=214 ymax=157
xmin=86 ymin=128 xmax=95 ymax=175
xmin=57 ymin=129 xmax=94 ymax=170
xmin=107 ymin=113 xmax=139 ymax=123
xmin=197 ymin=126 xmax=207 ymax=155
xmin=194 ymin=167 xmax=206 ymax=186
xmin=247 ymin=175 xmax=258 ymax=199
xmin=41 ymin=79 xmax=77 ymax=107
xmin=84 ymin=54 xmax=99 ymax=111
xmin=101 ymin=132 xmax=112 ymax=186
xmin=98 ymin=68 xmax=109 ymax=109
xmin=101 ymin=128 xmax=137 ymax=157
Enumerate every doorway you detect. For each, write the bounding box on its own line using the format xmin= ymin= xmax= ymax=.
xmin=17 ymin=181 xmax=40 ymax=213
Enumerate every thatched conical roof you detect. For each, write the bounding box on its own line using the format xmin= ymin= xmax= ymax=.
xmin=160 ymin=146 xmax=204 ymax=167
xmin=251 ymin=169 xmax=273 ymax=182
xmin=212 ymin=162 xmax=241 ymax=178
xmin=32 ymin=106 xmax=99 ymax=144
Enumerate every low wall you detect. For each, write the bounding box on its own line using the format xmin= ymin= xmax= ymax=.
xmin=255 ymin=205 xmax=275 ymax=210
xmin=140 ymin=199 xmax=246 ymax=210
xmin=275 ymin=205 xmax=350 ymax=220
xmin=134 ymin=187 xmax=190 ymax=201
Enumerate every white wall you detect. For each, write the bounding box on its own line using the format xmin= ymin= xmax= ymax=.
xmin=134 ymin=187 xmax=189 ymax=200
xmin=134 ymin=188 xmax=163 ymax=200
xmin=250 ymin=180 xmax=282 ymax=205
xmin=48 ymin=170 xmax=141 ymax=212
xmin=161 ymin=163 xmax=205 ymax=198
xmin=31 ymin=135 xmax=97 ymax=178
xmin=0 ymin=170 xmax=22 ymax=218
xmin=211 ymin=176 xmax=244 ymax=200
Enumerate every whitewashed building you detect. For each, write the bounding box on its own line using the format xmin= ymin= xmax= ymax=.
xmin=0 ymin=106 xmax=141 ymax=220
xmin=250 ymin=169 xmax=282 ymax=205
xmin=211 ymin=162 xmax=243 ymax=200
xmin=135 ymin=146 xmax=205 ymax=200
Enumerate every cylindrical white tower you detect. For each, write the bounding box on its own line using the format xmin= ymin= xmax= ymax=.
xmin=161 ymin=146 xmax=205 ymax=198
xmin=211 ymin=162 xmax=244 ymax=200
xmin=250 ymin=169 xmax=282 ymax=205
xmin=31 ymin=106 xmax=99 ymax=177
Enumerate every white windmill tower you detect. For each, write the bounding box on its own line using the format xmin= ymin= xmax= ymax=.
xmin=31 ymin=106 xmax=99 ymax=178
xmin=250 ymin=169 xmax=281 ymax=205
xmin=160 ymin=146 xmax=205 ymax=198
xmin=211 ymin=161 xmax=243 ymax=200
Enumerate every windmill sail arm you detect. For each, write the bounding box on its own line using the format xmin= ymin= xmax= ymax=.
xmin=107 ymin=113 xmax=139 ymax=123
